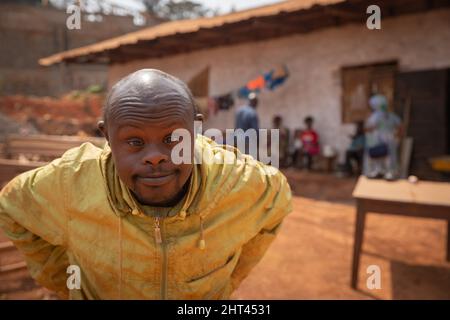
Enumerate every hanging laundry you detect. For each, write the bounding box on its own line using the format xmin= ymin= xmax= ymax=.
xmin=214 ymin=93 xmax=234 ymax=110
xmin=247 ymin=75 xmax=266 ymax=91
xmin=213 ymin=64 xmax=289 ymax=106
xmin=265 ymin=65 xmax=289 ymax=90
xmin=236 ymin=64 xmax=289 ymax=98
xmin=237 ymin=86 xmax=253 ymax=99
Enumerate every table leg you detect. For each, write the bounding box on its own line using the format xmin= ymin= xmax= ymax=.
xmin=351 ymin=202 xmax=366 ymax=289
xmin=447 ymin=219 xmax=450 ymax=262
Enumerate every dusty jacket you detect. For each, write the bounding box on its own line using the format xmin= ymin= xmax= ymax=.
xmin=0 ymin=135 xmax=292 ymax=299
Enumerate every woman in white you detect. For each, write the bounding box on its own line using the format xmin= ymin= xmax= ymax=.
xmin=363 ymin=94 xmax=402 ymax=180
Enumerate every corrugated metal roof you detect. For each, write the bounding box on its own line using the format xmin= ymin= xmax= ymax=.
xmin=39 ymin=0 xmax=450 ymax=66
xmin=39 ymin=0 xmax=342 ymax=66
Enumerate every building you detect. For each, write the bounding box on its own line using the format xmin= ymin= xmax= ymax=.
xmin=40 ymin=0 xmax=450 ymax=179
xmin=0 ymin=1 xmax=163 ymax=96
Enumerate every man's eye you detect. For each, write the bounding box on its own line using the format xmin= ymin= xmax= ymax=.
xmin=127 ymin=139 xmax=144 ymax=147
xmin=163 ymin=135 xmax=178 ymax=144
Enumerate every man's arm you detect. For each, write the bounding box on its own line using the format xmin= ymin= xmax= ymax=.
xmin=0 ymin=159 xmax=70 ymax=298
xmin=230 ymin=169 xmax=292 ymax=291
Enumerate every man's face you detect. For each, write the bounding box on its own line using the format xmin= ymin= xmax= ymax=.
xmin=273 ymin=118 xmax=281 ymax=128
xmin=103 ymin=103 xmax=195 ymax=207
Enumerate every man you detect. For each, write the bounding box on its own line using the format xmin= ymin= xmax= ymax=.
xmin=344 ymin=121 xmax=365 ymax=175
xmin=0 ymin=69 xmax=292 ymax=299
xmin=271 ymin=115 xmax=290 ymax=167
xmin=234 ymin=93 xmax=259 ymax=156
xmin=235 ymin=92 xmax=259 ymax=132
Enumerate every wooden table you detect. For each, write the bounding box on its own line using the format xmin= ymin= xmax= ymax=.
xmin=351 ymin=176 xmax=450 ymax=289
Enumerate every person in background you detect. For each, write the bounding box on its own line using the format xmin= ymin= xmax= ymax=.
xmin=234 ymin=92 xmax=259 ymax=156
xmin=300 ymin=116 xmax=320 ymax=170
xmin=235 ymin=92 xmax=259 ymax=132
xmin=363 ymin=94 xmax=402 ymax=180
xmin=344 ymin=121 xmax=365 ymax=175
xmin=272 ymin=115 xmax=290 ymax=167
xmin=291 ymin=129 xmax=303 ymax=168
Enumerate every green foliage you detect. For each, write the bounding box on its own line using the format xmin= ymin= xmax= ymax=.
xmin=86 ymin=84 xmax=104 ymax=94
xmin=143 ymin=0 xmax=218 ymax=20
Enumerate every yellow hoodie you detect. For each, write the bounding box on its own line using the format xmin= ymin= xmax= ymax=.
xmin=0 ymin=134 xmax=292 ymax=299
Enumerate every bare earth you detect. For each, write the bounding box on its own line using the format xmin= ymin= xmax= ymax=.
xmin=1 ymin=170 xmax=449 ymax=299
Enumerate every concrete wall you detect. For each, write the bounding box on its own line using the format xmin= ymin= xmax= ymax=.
xmin=108 ymin=8 xmax=450 ymax=161
xmin=0 ymin=3 xmax=162 ymax=96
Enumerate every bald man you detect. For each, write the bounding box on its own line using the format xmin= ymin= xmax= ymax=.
xmin=0 ymin=69 xmax=292 ymax=300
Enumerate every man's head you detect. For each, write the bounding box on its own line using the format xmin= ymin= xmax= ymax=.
xmin=273 ymin=115 xmax=282 ymax=128
xmin=98 ymin=69 xmax=203 ymax=207
xmin=248 ymin=92 xmax=258 ymax=108
xmin=304 ymin=116 xmax=314 ymax=129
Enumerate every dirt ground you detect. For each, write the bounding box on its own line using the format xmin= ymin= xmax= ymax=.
xmin=1 ymin=170 xmax=449 ymax=299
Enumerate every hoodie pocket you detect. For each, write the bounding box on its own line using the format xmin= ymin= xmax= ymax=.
xmin=187 ymin=251 xmax=238 ymax=282
xmin=181 ymin=250 xmax=241 ymax=299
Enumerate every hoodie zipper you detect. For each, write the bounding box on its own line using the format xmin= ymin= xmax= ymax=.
xmin=154 ymin=216 xmax=168 ymax=299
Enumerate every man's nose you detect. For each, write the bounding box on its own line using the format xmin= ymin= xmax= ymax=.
xmin=142 ymin=146 xmax=170 ymax=166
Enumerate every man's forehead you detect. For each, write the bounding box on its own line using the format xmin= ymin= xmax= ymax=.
xmin=106 ymin=69 xmax=194 ymax=120
xmin=115 ymin=112 xmax=189 ymax=125
xmin=112 ymin=69 xmax=190 ymax=100
xmin=107 ymin=100 xmax=193 ymax=131
xmin=109 ymin=101 xmax=193 ymax=120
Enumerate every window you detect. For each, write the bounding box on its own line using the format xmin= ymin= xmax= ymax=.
xmin=341 ymin=61 xmax=397 ymax=123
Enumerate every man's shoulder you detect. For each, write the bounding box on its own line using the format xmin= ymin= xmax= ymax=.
xmin=24 ymin=142 xmax=105 ymax=185
xmin=59 ymin=142 xmax=105 ymax=165
xmin=0 ymin=142 xmax=105 ymax=203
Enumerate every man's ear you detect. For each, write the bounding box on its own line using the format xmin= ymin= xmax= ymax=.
xmin=194 ymin=113 xmax=204 ymax=122
xmin=97 ymin=120 xmax=109 ymax=141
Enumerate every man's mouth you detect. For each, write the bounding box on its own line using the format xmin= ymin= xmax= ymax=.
xmin=137 ymin=172 xmax=176 ymax=187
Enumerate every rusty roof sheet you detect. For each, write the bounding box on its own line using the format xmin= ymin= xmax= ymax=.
xmin=39 ymin=0 xmax=342 ymax=66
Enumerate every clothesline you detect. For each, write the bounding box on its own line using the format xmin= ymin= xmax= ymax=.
xmin=201 ymin=64 xmax=290 ymax=117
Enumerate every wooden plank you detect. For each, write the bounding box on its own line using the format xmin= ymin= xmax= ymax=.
xmin=0 ymin=261 xmax=27 ymax=273
xmin=361 ymin=198 xmax=450 ymax=220
xmin=0 ymin=241 xmax=14 ymax=250
xmin=5 ymin=134 xmax=105 ymax=159
xmin=352 ymin=176 xmax=450 ymax=207
xmin=0 ymin=158 xmax=46 ymax=185
xmin=351 ymin=201 xmax=366 ymax=289
xmin=188 ymin=66 xmax=210 ymax=98
xmin=399 ymin=137 xmax=413 ymax=179
xmin=6 ymin=134 xmax=105 ymax=145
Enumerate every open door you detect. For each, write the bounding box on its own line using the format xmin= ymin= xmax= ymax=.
xmin=395 ymin=69 xmax=449 ymax=181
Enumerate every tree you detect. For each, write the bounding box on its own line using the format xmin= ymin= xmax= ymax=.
xmin=48 ymin=0 xmax=148 ymax=25
xmin=47 ymin=0 xmax=216 ymax=23
xmin=143 ymin=0 xmax=217 ymax=20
